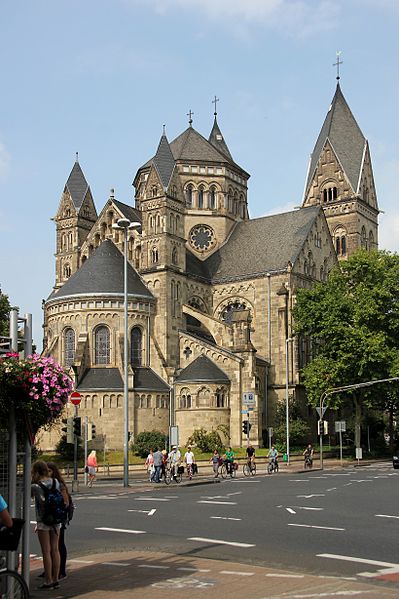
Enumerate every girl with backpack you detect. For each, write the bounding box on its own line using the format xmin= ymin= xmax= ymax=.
xmin=47 ymin=463 xmax=70 ymax=581
xmin=31 ymin=460 xmax=62 ymax=589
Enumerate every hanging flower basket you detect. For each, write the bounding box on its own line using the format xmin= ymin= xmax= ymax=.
xmin=0 ymin=353 xmax=73 ymax=434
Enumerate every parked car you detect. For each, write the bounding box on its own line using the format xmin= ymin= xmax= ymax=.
xmin=393 ymin=453 xmax=399 ymax=469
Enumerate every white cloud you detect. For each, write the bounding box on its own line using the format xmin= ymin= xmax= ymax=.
xmin=0 ymin=143 xmax=10 ymax=181
xmin=125 ymin=0 xmax=340 ymax=39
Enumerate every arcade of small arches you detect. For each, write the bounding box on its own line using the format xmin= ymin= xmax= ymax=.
xmin=178 ymin=386 xmax=229 ymax=409
xmin=62 ymin=324 xmax=146 ymax=367
xmin=135 ymin=394 xmax=169 ymax=409
xmin=184 ymin=182 xmax=246 ymax=218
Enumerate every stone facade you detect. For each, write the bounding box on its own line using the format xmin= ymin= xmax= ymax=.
xmin=40 ymin=85 xmax=379 ymax=452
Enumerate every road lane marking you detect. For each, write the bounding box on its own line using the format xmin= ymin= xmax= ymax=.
xmin=292 ymin=506 xmax=324 ymax=511
xmin=134 ymin=497 xmax=170 ymax=501
xmin=290 ymin=479 xmax=309 ymax=482
xmin=177 ymin=567 xmax=210 ymax=572
xmin=138 ymin=564 xmax=169 ymax=569
xmin=211 ymin=516 xmax=241 ymax=521
xmin=227 ymin=492 xmax=242 ymax=496
xmin=69 ymin=559 xmax=95 ymax=564
xmin=317 ymin=553 xmax=399 ymax=568
xmin=375 ymin=514 xmax=399 ymax=519
xmin=198 ymin=500 xmax=237 ymax=505
xmin=95 ymin=527 xmax=146 ymax=534
xmin=326 ymin=487 xmax=337 ymax=491
xmin=102 ymin=562 xmax=131 ymax=566
xmin=220 ymin=570 xmax=254 ymax=576
xmin=297 ymin=494 xmax=325 ymax=498
xmin=289 ymin=524 xmax=344 ymax=531
xmin=188 ymin=536 xmax=255 ymax=548
xmin=266 ymin=573 xmax=304 ymax=578
xmin=128 ymin=508 xmax=157 ymax=516
xmin=286 ymin=508 xmax=296 ymax=514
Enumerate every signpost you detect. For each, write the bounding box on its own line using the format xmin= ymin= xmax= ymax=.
xmin=242 ymin=392 xmax=255 ymax=445
xmin=335 ymin=420 xmax=346 ymax=465
xmin=70 ymin=391 xmax=81 ymax=491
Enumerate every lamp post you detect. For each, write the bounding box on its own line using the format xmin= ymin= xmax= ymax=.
xmin=112 ymin=217 xmax=141 ymax=487
xmin=277 ymin=283 xmax=291 ymax=465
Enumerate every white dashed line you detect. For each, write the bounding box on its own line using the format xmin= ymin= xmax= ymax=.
xmin=198 ymin=500 xmax=237 ymax=505
xmin=138 ymin=564 xmax=169 ymax=569
xmin=220 ymin=570 xmax=254 ymax=576
xmin=375 ymin=514 xmax=399 ymax=519
xmin=95 ymin=527 xmax=146 ymax=534
xmin=211 ymin=516 xmax=241 ymax=521
xmin=289 ymin=524 xmax=345 ymax=531
xmin=188 ymin=536 xmax=255 ymax=548
xmin=102 ymin=562 xmax=131 ymax=566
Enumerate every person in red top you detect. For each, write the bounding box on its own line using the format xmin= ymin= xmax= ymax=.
xmin=86 ymin=450 xmax=97 ymax=487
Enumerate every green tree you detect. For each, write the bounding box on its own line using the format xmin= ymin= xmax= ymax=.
xmin=293 ymin=250 xmax=399 ymax=449
xmin=131 ymin=430 xmax=166 ymax=458
xmin=0 ymin=290 xmax=11 ymax=336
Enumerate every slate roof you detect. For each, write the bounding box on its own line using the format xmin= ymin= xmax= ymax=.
xmin=113 ymin=199 xmax=142 ymax=227
xmin=66 ymin=161 xmax=90 ymax=210
xmin=134 ymin=368 xmax=170 ymax=392
xmin=208 ymin=117 xmax=234 ymax=162
xmin=152 ymin=134 xmax=176 ymax=190
xmin=305 ymin=84 xmax=366 ymax=197
xmin=77 ymin=368 xmax=123 ymax=391
xmin=176 ymin=354 xmax=230 ymax=384
xmin=186 ymin=206 xmax=321 ymax=284
xmin=47 ymin=239 xmax=154 ymax=302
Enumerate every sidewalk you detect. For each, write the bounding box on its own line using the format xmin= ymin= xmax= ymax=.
xmin=29 ymin=549 xmax=399 ymax=598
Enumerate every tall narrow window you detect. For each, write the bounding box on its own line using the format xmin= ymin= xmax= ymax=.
xmin=341 ymin=236 xmax=347 ymax=255
xmin=336 ymin=237 xmax=341 ymax=255
xmin=209 ymin=186 xmax=216 ymax=209
xmin=64 ymin=328 xmax=75 ymax=367
xmin=95 ymin=326 xmax=110 ymax=364
xmin=131 ymin=327 xmax=142 ymax=366
xmin=172 ymin=247 xmax=178 ymax=265
xmin=361 ymin=226 xmax=368 ymax=249
xmin=198 ymin=186 xmax=204 ymax=209
xmin=185 ymin=184 xmax=193 ymax=208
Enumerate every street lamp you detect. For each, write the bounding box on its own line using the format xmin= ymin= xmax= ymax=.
xmin=112 ymin=217 xmax=141 ymax=487
xmin=277 ymin=283 xmax=291 ymax=465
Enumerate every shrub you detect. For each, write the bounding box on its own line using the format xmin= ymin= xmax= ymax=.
xmin=273 ymin=419 xmax=311 ymax=451
xmin=187 ymin=428 xmax=225 ymax=454
xmin=55 ymin=434 xmax=83 ymax=462
xmin=132 ymin=430 xmax=166 ymax=458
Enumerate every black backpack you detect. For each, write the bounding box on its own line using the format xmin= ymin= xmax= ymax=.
xmin=65 ymin=493 xmax=75 ymax=525
xmin=39 ymin=480 xmax=66 ymax=526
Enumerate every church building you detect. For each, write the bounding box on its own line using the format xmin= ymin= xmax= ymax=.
xmin=41 ymin=82 xmax=379 ymax=450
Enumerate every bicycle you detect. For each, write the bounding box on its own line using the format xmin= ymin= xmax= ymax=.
xmin=304 ymin=455 xmax=313 ymax=470
xmin=186 ymin=463 xmax=193 ymax=480
xmin=0 ymin=519 xmax=30 ymax=598
xmin=267 ymin=458 xmax=279 ymax=474
xmin=243 ymin=459 xmax=256 ymax=477
xmin=164 ymin=465 xmax=183 ymax=485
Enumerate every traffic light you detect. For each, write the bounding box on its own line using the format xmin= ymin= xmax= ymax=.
xmin=318 ymin=420 xmax=328 ymax=435
xmin=242 ymin=420 xmax=248 ymax=435
xmin=323 ymin=421 xmax=328 ymax=435
xmin=73 ymin=416 xmax=81 ymax=437
xmin=62 ymin=417 xmax=74 ymax=444
xmin=91 ymin=423 xmax=96 ymax=440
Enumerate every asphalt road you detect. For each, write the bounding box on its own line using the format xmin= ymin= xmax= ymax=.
xmin=30 ymin=461 xmax=399 ymax=581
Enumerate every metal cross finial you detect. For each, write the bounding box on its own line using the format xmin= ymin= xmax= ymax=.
xmin=333 ymin=51 xmax=343 ymax=81
xmin=163 ymin=124 xmax=166 ymax=135
xmin=75 ymin=151 xmax=79 ymax=163
xmin=187 ymin=110 xmax=194 ymax=126
xmin=212 ymin=95 xmax=219 ymax=117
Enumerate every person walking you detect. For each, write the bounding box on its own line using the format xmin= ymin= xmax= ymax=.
xmin=31 ymin=460 xmax=61 ymax=589
xmin=210 ymin=449 xmax=220 ymax=478
xmin=168 ymin=446 xmax=181 ymax=479
xmin=184 ymin=446 xmax=195 ymax=479
xmin=152 ymin=448 xmax=163 ymax=483
xmin=145 ymin=449 xmax=154 ymax=481
xmin=86 ymin=450 xmax=97 ymax=487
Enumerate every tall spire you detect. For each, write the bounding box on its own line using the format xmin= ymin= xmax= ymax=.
xmin=66 ymin=160 xmax=90 ymax=210
xmin=152 ymin=132 xmax=175 ymax=190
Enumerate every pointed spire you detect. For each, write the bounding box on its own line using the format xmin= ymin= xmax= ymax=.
xmin=65 ymin=160 xmax=90 ymax=210
xmin=152 ymin=132 xmax=175 ymax=190
xmin=208 ymin=116 xmax=234 ymax=162
xmin=305 ymin=83 xmax=366 ymax=198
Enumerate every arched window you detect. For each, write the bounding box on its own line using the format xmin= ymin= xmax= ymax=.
xmin=369 ymin=230 xmax=374 ymax=250
xmin=341 ymin=235 xmax=347 ymax=255
xmin=185 ymin=184 xmax=193 ymax=208
xmin=94 ymin=326 xmax=110 ymax=365
xmin=336 ymin=236 xmax=341 ymax=255
xmin=179 ymin=388 xmax=192 ymax=409
xmin=361 ymin=226 xmax=368 ymax=249
xmin=209 ymin=186 xmax=216 ymax=210
xmin=221 ymin=301 xmax=247 ymax=323
xmin=135 ymin=245 xmax=141 ymax=269
xmin=334 ymin=226 xmax=347 ymax=256
xmin=215 ymin=387 xmax=226 ymax=408
xmin=63 ymin=264 xmax=71 ymax=278
xmin=172 ymin=247 xmax=178 ymax=265
xmin=151 ymin=246 xmax=159 ymax=263
xmin=131 ymin=327 xmax=142 ymax=366
xmin=197 ymin=386 xmax=211 ymax=407
xmin=64 ymin=328 xmax=75 ymax=367
xmin=198 ymin=186 xmax=204 ymax=209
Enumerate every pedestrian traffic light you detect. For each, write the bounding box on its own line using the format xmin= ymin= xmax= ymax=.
xmin=323 ymin=420 xmax=328 ymax=435
xmin=62 ymin=417 xmax=74 ymax=444
xmin=73 ymin=416 xmax=81 ymax=437
xmin=91 ymin=423 xmax=96 ymax=440
xmin=318 ymin=420 xmax=328 ymax=435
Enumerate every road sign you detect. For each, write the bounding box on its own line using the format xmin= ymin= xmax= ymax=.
xmin=335 ymin=420 xmax=346 ymax=433
xmin=243 ymin=392 xmax=255 ymax=406
xmin=316 ymin=406 xmax=327 ymax=418
xmin=241 ymin=410 xmax=249 ymax=414
xmin=70 ymin=391 xmax=82 ymax=406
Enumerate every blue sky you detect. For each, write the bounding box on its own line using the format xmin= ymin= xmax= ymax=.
xmin=1 ymin=0 xmax=398 ymax=346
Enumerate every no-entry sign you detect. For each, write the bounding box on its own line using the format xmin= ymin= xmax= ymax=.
xmin=70 ymin=391 xmax=82 ymax=406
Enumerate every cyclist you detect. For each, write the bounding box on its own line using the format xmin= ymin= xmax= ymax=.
xmin=268 ymin=445 xmax=279 ymax=470
xmin=0 ymin=493 xmax=13 ymax=528
xmin=184 ymin=446 xmax=195 ymax=479
xmin=168 ymin=445 xmax=181 ymax=479
xmin=224 ymin=446 xmax=235 ymax=475
xmin=246 ymin=443 xmax=256 ymax=471
xmin=303 ymin=443 xmax=314 ymax=467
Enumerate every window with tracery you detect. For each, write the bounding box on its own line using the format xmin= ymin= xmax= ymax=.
xmin=209 ymin=186 xmax=216 ymax=209
xmin=131 ymin=327 xmax=142 ymax=366
xmin=198 ymin=186 xmax=204 ymax=209
xmin=221 ymin=301 xmax=247 ymax=323
xmin=64 ymin=328 xmax=75 ymax=367
xmin=94 ymin=326 xmax=110 ymax=365
xmin=151 ymin=246 xmax=159 ymax=263
xmin=323 ymin=185 xmax=338 ymax=202
xmin=63 ymin=264 xmax=71 ymax=278
xmin=215 ymin=387 xmax=227 ymax=408
xmin=180 ymin=388 xmax=192 ymax=409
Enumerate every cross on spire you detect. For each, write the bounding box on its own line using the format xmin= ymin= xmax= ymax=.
xmin=333 ymin=51 xmax=343 ymax=81
xmin=212 ymin=95 xmax=219 ymax=117
xmin=162 ymin=124 xmax=166 ymax=135
xmin=187 ymin=109 xmax=194 ymax=126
